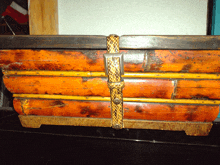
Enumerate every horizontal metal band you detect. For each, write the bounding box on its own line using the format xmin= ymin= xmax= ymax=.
xmin=13 ymin=94 xmax=220 ymax=105
xmin=1 ymin=35 xmax=220 ymax=50
xmin=4 ymin=70 xmax=220 ymax=79
xmin=18 ymin=115 xmax=213 ymax=136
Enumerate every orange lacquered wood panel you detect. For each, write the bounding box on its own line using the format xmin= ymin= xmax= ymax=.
xmin=1 ymin=50 xmax=220 ymax=73
xmin=4 ymin=76 xmax=174 ymax=98
xmin=146 ymin=50 xmax=220 ymax=73
xmin=176 ymin=80 xmax=220 ymax=99
xmin=13 ymin=98 xmax=219 ymax=122
xmin=0 ymin=50 xmax=144 ymax=72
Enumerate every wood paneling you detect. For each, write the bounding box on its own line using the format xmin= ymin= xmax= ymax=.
xmin=13 ymin=94 xmax=220 ymax=104
xmin=176 ymin=80 xmax=220 ymax=99
xmin=146 ymin=50 xmax=220 ymax=73
xmin=4 ymin=76 xmax=174 ymax=98
xmin=0 ymin=50 xmax=143 ymax=72
xmin=14 ymin=98 xmax=219 ymax=122
xmin=1 ymin=49 xmax=220 ymax=73
xmin=29 ymin=0 xmax=58 ymax=35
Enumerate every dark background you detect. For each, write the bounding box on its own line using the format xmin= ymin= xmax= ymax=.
xmin=0 ymin=111 xmax=220 ymax=165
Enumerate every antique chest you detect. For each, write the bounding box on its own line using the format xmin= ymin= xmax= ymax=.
xmin=1 ymin=34 xmax=220 ymax=136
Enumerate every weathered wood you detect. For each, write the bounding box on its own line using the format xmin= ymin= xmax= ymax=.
xmin=12 ymin=94 xmax=220 ymax=105
xmin=1 ymin=35 xmax=220 ymax=49
xmin=13 ymin=98 xmax=219 ymax=122
xmin=18 ymin=115 xmax=213 ymax=136
xmin=145 ymin=50 xmax=220 ymax=73
xmin=176 ymin=80 xmax=220 ymax=99
xmin=0 ymin=50 xmax=143 ymax=72
xmin=29 ymin=0 xmax=58 ymax=35
xmin=4 ymin=76 xmax=174 ymax=99
xmin=1 ymin=49 xmax=220 ymax=73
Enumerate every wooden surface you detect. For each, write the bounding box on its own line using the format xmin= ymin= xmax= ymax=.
xmin=13 ymin=98 xmax=219 ymax=122
xmin=13 ymin=94 xmax=220 ymax=105
xmin=29 ymin=0 xmax=58 ymax=35
xmin=4 ymin=76 xmax=174 ymax=98
xmin=18 ymin=115 xmax=213 ymax=136
xmin=145 ymin=50 xmax=220 ymax=73
xmin=1 ymin=35 xmax=220 ymax=135
xmin=3 ymin=70 xmax=220 ymax=80
xmin=1 ymin=35 xmax=220 ymax=49
xmin=1 ymin=50 xmax=220 ymax=73
xmin=4 ymin=75 xmax=220 ymax=100
xmin=176 ymin=80 xmax=220 ymax=99
xmin=0 ymin=50 xmax=141 ymax=72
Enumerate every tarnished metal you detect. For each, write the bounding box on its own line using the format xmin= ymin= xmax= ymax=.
xmin=104 ymin=53 xmax=124 ymax=75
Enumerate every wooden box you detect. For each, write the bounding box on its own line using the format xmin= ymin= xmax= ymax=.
xmin=1 ymin=35 xmax=220 ymax=136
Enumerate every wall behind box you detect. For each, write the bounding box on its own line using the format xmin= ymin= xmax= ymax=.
xmin=58 ymin=0 xmax=208 ymax=35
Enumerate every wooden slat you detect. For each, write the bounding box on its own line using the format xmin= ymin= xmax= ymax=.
xmin=145 ymin=50 xmax=220 ymax=73
xmin=176 ymin=80 xmax=220 ymax=100
xmin=1 ymin=49 xmax=220 ymax=73
xmin=1 ymin=35 xmax=220 ymax=49
xmin=18 ymin=115 xmax=213 ymax=136
xmin=12 ymin=94 xmax=220 ymax=104
xmin=0 ymin=50 xmax=143 ymax=72
xmin=3 ymin=76 xmax=174 ymax=99
xmin=3 ymin=70 xmax=220 ymax=80
xmin=29 ymin=0 xmax=58 ymax=35
xmin=13 ymin=98 xmax=219 ymax=122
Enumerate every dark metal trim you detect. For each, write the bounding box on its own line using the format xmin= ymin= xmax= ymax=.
xmin=1 ymin=35 xmax=220 ymax=50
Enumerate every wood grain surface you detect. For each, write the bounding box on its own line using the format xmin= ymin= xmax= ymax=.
xmin=14 ymin=98 xmax=219 ymax=122
xmin=1 ymin=50 xmax=220 ymax=73
xmin=18 ymin=115 xmax=213 ymax=136
xmin=4 ymin=76 xmax=174 ymax=98
xmin=29 ymin=0 xmax=58 ymax=35
xmin=0 ymin=50 xmax=143 ymax=72
xmin=145 ymin=50 xmax=220 ymax=73
xmin=175 ymin=80 xmax=220 ymax=99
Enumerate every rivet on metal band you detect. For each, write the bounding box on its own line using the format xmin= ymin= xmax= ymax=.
xmin=104 ymin=34 xmax=125 ymax=129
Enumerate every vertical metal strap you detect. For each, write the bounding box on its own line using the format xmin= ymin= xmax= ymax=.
xmin=105 ymin=35 xmax=124 ymax=129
